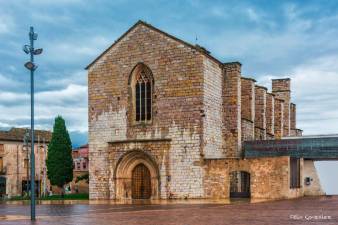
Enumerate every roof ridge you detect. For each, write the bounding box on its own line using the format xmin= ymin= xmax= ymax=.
xmin=85 ymin=20 xmax=224 ymax=70
xmin=0 ymin=127 xmax=52 ymax=142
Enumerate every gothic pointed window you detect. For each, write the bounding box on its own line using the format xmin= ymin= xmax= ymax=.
xmin=131 ymin=64 xmax=153 ymax=122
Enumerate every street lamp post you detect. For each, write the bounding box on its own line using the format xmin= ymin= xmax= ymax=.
xmin=23 ymin=131 xmax=30 ymax=196
xmin=23 ymin=26 xmax=43 ymax=221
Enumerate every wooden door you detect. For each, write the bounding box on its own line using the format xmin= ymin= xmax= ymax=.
xmin=132 ymin=164 xmax=151 ymax=199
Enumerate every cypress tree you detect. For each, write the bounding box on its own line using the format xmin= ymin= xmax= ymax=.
xmin=46 ymin=116 xmax=73 ymax=195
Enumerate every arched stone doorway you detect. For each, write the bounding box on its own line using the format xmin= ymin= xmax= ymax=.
xmin=132 ymin=163 xmax=151 ymax=199
xmin=114 ymin=150 xmax=159 ymax=200
xmin=229 ymin=171 xmax=250 ymax=198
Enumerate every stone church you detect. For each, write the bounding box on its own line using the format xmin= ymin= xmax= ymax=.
xmin=87 ymin=21 xmax=335 ymax=200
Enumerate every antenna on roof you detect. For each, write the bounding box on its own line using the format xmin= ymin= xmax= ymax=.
xmin=195 ymin=34 xmax=198 ymax=45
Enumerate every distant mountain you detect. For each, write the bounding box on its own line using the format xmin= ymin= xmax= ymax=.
xmin=69 ymin=131 xmax=88 ymax=148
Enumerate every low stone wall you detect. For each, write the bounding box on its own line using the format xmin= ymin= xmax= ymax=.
xmin=203 ymin=156 xmax=304 ymax=200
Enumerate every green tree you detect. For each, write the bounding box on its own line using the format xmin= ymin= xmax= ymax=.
xmin=46 ymin=116 xmax=73 ymax=195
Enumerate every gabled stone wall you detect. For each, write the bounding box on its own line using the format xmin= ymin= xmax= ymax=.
xmin=88 ymin=23 xmax=206 ymax=199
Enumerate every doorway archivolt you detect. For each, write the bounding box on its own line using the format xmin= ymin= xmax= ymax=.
xmin=114 ymin=150 xmax=159 ymax=199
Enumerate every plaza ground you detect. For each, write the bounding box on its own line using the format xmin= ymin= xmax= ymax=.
xmin=0 ymin=196 xmax=337 ymax=225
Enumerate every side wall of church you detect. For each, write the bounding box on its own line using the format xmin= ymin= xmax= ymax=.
xmin=266 ymin=93 xmax=275 ymax=139
xmin=272 ymin=79 xmax=291 ymax=136
xmin=254 ymin=86 xmax=267 ymax=140
xmin=223 ymin=63 xmax=242 ymax=158
xmin=241 ymin=77 xmax=255 ymax=142
xmin=202 ymin=58 xmax=224 ymax=158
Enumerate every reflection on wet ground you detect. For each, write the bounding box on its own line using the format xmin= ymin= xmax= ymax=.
xmin=1 ymin=197 xmax=270 ymax=205
xmin=0 ymin=196 xmax=337 ymax=225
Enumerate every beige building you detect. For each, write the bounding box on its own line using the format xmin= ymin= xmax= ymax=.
xmin=87 ymin=21 xmax=332 ymax=201
xmin=0 ymin=128 xmax=51 ymax=198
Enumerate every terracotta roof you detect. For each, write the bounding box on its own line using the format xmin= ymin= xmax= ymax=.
xmin=0 ymin=128 xmax=52 ymax=143
xmin=85 ymin=20 xmax=226 ymax=70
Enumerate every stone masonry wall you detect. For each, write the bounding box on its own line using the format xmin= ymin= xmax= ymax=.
xmin=203 ymin=156 xmax=304 ymax=200
xmin=241 ymin=77 xmax=255 ymax=122
xmin=272 ymin=79 xmax=290 ymax=137
xmin=290 ymin=103 xmax=296 ymax=130
xmin=203 ymin=57 xmax=224 ymax=158
xmin=88 ymin=23 xmax=206 ymax=199
xmin=88 ymin=21 xmax=305 ymax=200
xmin=241 ymin=77 xmax=255 ymax=142
xmin=254 ymin=85 xmax=267 ymax=140
xmin=290 ymin=103 xmax=300 ymax=136
xmin=223 ymin=63 xmax=242 ymax=158
xmin=266 ymin=93 xmax=275 ymax=137
xmin=242 ymin=119 xmax=255 ymax=141
xmin=274 ymin=98 xmax=284 ymax=139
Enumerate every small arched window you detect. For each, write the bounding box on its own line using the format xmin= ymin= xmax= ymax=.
xmin=130 ymin=64 xmax=153 ymax=122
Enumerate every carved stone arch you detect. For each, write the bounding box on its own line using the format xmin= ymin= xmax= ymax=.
xmin=128 ymin=62 xmax=154 ymax=86
xmin=114 ymin=150 xmax=160 ymax=199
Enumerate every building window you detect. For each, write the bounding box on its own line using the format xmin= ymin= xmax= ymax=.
xmin=24 ymin=159 xmax=29 ymax=168
xmin=135 ymin=69 xmax=152 ymax=121
xmin=82 ymin=162 xmax=87 ymax=170
xmin=130 ymin=63 xmax=153 ymax=123
xmin=77 ymin=162 xmax=81 ymax=170
xmin=290 ymin=157 xmax=300 ymax=188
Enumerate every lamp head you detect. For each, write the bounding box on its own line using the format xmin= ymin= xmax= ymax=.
xmin=23 ymin=45 xmax=30 ymax=54
xmin=33 ymin=48 xmax=43 ymax=55
xmin=29 ymin=31 xmax=38 ymax=40
xmin=24 ymin=61 xmax=37 ymax=71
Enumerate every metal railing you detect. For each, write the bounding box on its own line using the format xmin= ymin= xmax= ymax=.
xmin=244 ymin=137 xmax=338 ymax=159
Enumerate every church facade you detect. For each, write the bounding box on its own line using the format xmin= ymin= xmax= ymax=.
xmin=87 ymin=21 xmax=324 ymax=200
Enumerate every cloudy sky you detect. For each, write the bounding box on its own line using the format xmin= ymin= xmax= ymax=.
xmin=0 ymin=0 xmax=337 ymax=193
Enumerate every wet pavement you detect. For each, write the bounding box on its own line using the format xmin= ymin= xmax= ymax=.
xmin=0 ymin=196 xmax=337 ymax=225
